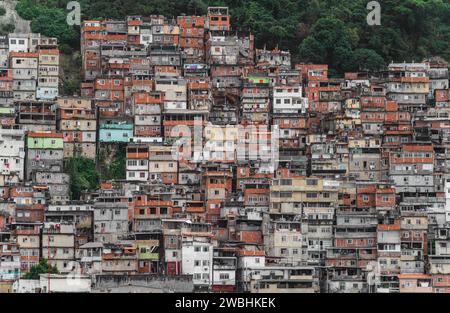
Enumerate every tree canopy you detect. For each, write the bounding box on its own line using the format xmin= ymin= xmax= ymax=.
xmin=98 ymin=146 xmax=126 ymax=181
xmin=65 ymin=157 xmax=100 ymax=200
xmin=23 ymin=259 xmax=59 ymax=280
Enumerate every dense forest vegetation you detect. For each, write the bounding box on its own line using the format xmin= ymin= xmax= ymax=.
xmin=65 ymin=157 xmax=100 ymax=200
xmin=14 ymin=0 xmax=450 ymax=73
xmin=65 ymin=150 xmax=126 ymax=200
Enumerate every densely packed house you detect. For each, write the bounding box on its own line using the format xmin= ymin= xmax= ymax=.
xmin=0 ymin=6 xmax=449 ymax=293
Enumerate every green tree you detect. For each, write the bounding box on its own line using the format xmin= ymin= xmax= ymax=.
xmin=352 ymin=48 xmax=386 ymax=72
xmin=0 ymin=23 xmax=15 ymax=36
xmin=62 ymin=79 xmax=80 ymax=96
xmin=16 ymin=0 xmax=79 ymax=47
xmin=333 ymin=46 xmax=356 ymax=73
xmin=23 ymin=259 xmax=59 ymax=280
xmin=298 ymin=18 xmax=360 ymax=72
xmin=97 ymin=145 xmax=126 ymax=181
xmin=298 ymin=37 xmax=326 ymax=64
xmin=66 ymin=157 xmax=100 ymax=200
xmin=102 ymin=148 xmax=126 ymax=180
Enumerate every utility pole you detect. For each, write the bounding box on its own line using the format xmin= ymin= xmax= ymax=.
xmin=47 ymin=230 xmax=51 ymax=293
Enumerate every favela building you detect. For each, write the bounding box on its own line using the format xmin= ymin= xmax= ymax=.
xmin=0 ymin=7 xmax=448 ymax=294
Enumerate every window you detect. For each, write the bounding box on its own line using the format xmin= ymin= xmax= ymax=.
xmin=219 ymin=273 xmax=229 ymax=280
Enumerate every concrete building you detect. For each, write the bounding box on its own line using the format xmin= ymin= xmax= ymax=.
xmin=256 ymin=48 xmax=291 ymax=71
xmin=387 ymin=62 xmax=430 ymax=112
xmin=10 ymin=52 xmax=38 ymax=101
xmin=16 ymin=100 xmax=57 ymax=132
xmin=36 ymin=48 xmax=59 ymax=100
xmin=0 ymin=127 xmax=25 ymax=185
xmin=126 ymin=143 xmax=150 ymax=182
xmin=11 ymin=223 xmax=41 ymax=273
xmin=270 ymin=177 xmax=339 ymax=266
xmin=212 ymin=248 xmax=237 ymax=292
xmin=132 ymin=92 xmax=163 ymax=139
xmin=41 ymin=222 xmax=75 ymax=273
xmin=57 ymin=97 xmax=97 ymax=159
xmin=398 ymin=274 xmax=432 ymax=293
xmin=181 ymin=230 xmax=214 ymax=291
xmin=0 ymin=241 xmax=21 ymax=282
xmin=98 ymin=119 xmax=133 ymax=143
xmin=93 ymin=187 xmax=129 ymax=243
xmin=249 ymin=266 xmax=319 ymax=293
xmin=46 ymin=202 xmax=94 ymax=248
xmin=25 ymin=131 xmax=64 ymax=181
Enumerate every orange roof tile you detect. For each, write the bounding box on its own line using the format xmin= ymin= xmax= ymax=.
xmin=28 ymin=132 xmax=63 ymax=138
xmin=398 ymin=274 xmax=432 ymax=279
xmin=39 ymin=49 xmax=59 ymax=55
xmin=10 ymin=52 xmax=38 ymax=58
xmin=403 ymin=145 xmax=434 ymax=152
xmin=238 ymin=250 xmax=265 ymax=257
